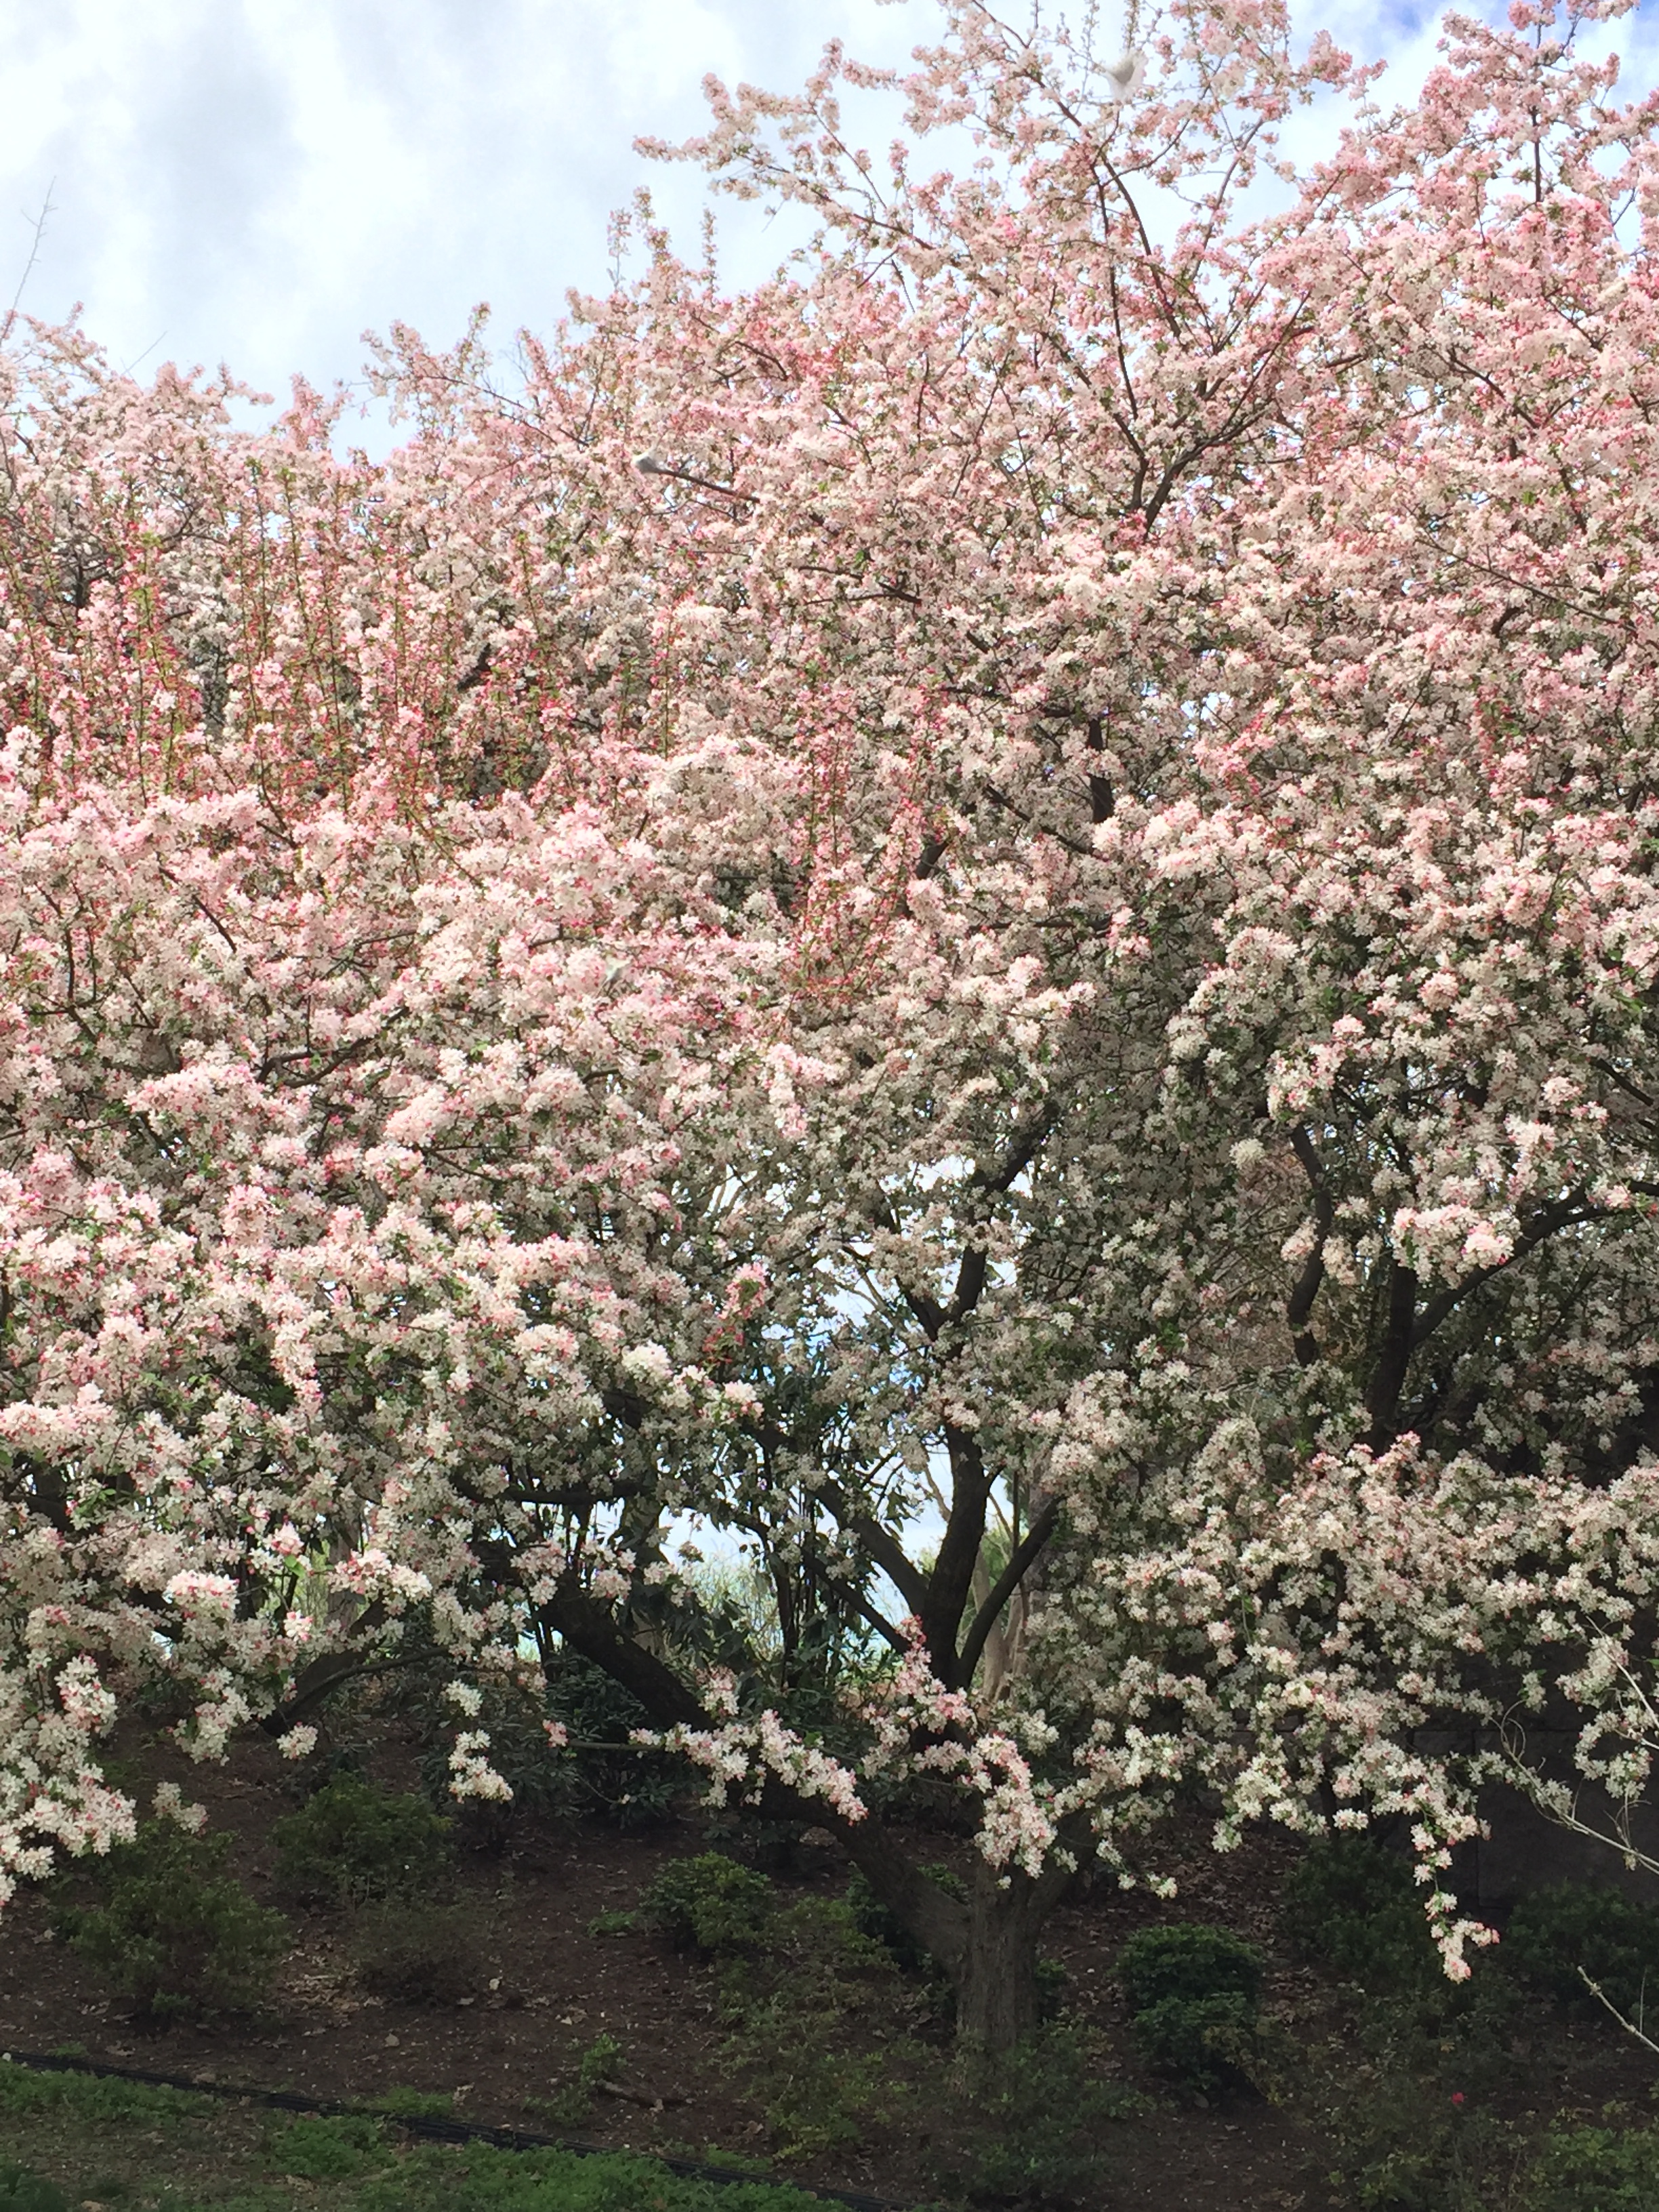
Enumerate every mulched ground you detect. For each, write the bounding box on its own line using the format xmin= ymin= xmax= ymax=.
xmin=0 ymin=1726 xmax=1645 ymax=2210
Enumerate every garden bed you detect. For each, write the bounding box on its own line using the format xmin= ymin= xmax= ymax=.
xmin=0 ymin=1722 xmax=1654 ymax=2211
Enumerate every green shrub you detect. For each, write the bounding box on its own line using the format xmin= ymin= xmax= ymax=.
xmin=1117 ymin=1923 xmax=1264 ymax=2012
xmin=1504 ymin=1883 xmax=1659 ymax=2019
xmin=640 ymin=1854 xmax=775 ymax=1952
xmin=1320 ymin=2083 xmax=1503 ymax=2212
xmin=1283 ymin=1835 xmax=1437 ymax=1990
xmin=272 ymin=1776 xmax=453 ymax=1905
xmin=586 ymin=1908 xmax=640 ymax=1937
xmin=0 ymin=2168 xmax=68 ymax=2212
xmin=529 ymin=2032 xmax=627 ymax=2130
xmin=713 ymin=1896 xmax=905 ymax=2160
xmin=348 ymin=1900 xmax=476 ymax=2005
xmin=267 ymin=2114 xmax=386 ymax=2180
xmin=1523 ymin=2125 xmax=1659 ymax=2212
xmin=1128 ymin=1990 xmax=1261 ymax=2093
xmin=0 ymin=2060 xmax=203 ymax=2126
xmin=955 ymin=2024 xmax=1142 ymax=2207
xmin=1116 ymin=1925 xmax=1267 ymax=2093
xmin=54 ymin=1820 xmax=289 ymax=2022
xmin=367 ymin=2087 xmax=455 ymax=2121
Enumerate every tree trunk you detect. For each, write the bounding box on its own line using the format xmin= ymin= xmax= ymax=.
xmin=953 ymin=1862 xmax=1046 ymax=2055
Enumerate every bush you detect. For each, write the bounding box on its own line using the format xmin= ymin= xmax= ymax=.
xmin=1523 ymin=2125 xmax=1659 ymax=2212
xmin=640 ymin=1854 xmax=775 ymax=1953
xmin=0 ymin=2060 xmax=203 ymax=2127
xmin=54 ymin=1820 xmax=289 ymax=2022
xmin=1116 ymin=1925 xmax=1267 ymax=2094
xmin=268 ymin=2114 xmax=387 ymax=2181
xmin=1117 ymin=1923 xmax=1264 ymax=2013
xmin=367 ymin=2087 xmax=455 ymax=2121
xmin=1283 ymin=1835 xmax=1437 ymax=1990
xmin=272 ymin=1776 xmax=453 ymax=1905
xmin=1504 ymin=1883 xmax=1659 ymax=2020
xmin=530 ymin=2032 xmax=628 ymax=2131
xmin=954 ymin=2025 xmax=1143 ymax=2207
xmin=348 ymin=1900 xmax=476 ymax=2005
xmin=714 ymin=1898 xmax=904 ymax=2160
xmin=1128 ymin=1990 xmax=1261 ymax=2093
xmin=1320 ymin=2083 xmax=1504 ymax=2212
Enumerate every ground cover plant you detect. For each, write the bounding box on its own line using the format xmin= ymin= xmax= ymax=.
xmin=14 ymin=1 xmax=1659 ymax=2202
xmin=0 ymin=2055 xmax=864 ymax=2212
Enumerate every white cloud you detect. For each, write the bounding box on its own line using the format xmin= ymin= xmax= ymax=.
xmin=0 ymin=0 xmax=914 ymax=401
xmin=0 ymin=0 xmax=1654 ymax=413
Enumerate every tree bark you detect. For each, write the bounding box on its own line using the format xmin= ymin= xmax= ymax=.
xmin=953 ymin=1862 xmax=1048 ymax=2054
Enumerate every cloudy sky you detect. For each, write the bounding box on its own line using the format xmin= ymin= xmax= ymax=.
xmin=0 ymin=0 xmax=1653 ymax=429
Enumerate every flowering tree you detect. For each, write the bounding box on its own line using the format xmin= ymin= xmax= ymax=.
xmin=9 ymin=0 xmax=1659 ymax=2055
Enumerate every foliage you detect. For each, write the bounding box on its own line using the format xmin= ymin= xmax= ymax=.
xmin=1504 ymin=1884 xmax=1659 ymax=2020
xmin=1115 ymin=1925 xmax=1264 ymax=2013
xmin=949 ymin=2024 xmax=1142 ymax=2209
xmin=586 ymin=1908 xmax=638 ymax=1937
xmin=1319 ymin=2083 xmax=1509 ymax=2212
xmin=537 ymin=1654 xmax=684 ymax=1830
xmin=406 ymin=1658 xmax=680 ymax=1841
xmin=272 ymin=1778 xmax=454 ymax=1906
xmin=1303 ymin=1908 xmax=1525 ymax=2212
xmin=530 ymin=2035 xmax=630 ymax=2133
xmin=712 ymin=1891 xmax=912 ymax=2160
xmin=1282 ymin=1836 xmax=1438 ymax=1992
xmin=344 ymin=2142 xmax=869 ymax=2212
xmin=0 ymin=2053 xmax=842 ymax=2211
xmin=266 ymin=2115 xmax=387 ymax=2182
xmin=1522 ymin=2125 xmax=1659 ymax=2212
xmin=365 ymin=2088 xmax=455 ymax=2121
xmin=0 ymin=2060 xmax=205 ymax=2127
xmin=346 ymin=1900 xmax=476 ymax=2006
xmin=575 ymin=2033 xmax=625 ymax=2094
xmin=54 ymin=1821 xmax=289 ymax=2022
xmin=640 ymin=1855 xmax=776 ymax=1954
xmin=1115 ymin=1925 xmax=1267 ymax=2095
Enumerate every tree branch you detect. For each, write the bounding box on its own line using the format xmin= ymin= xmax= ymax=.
xmin=1286 ymin=1127 xmax=1334 ymax=1367
xmin=958 ymin=1498 xmax=1060 ymax=1687
xmin=922 ymin=1423 xmax=995 ymax=1687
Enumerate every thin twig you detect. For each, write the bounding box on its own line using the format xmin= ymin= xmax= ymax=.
xmin=1 ymin=181 xmax=56 ymax=350
xmin=1577 ymin=1966 xmax=1659 ymax=2059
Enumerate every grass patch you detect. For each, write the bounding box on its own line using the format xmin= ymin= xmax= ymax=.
xmin=0 ymin=2061 xmax=848 ymax=2212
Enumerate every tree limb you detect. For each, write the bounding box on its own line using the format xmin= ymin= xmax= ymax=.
xmin=958 ymin=1498 xmax=1060 ymax=1687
